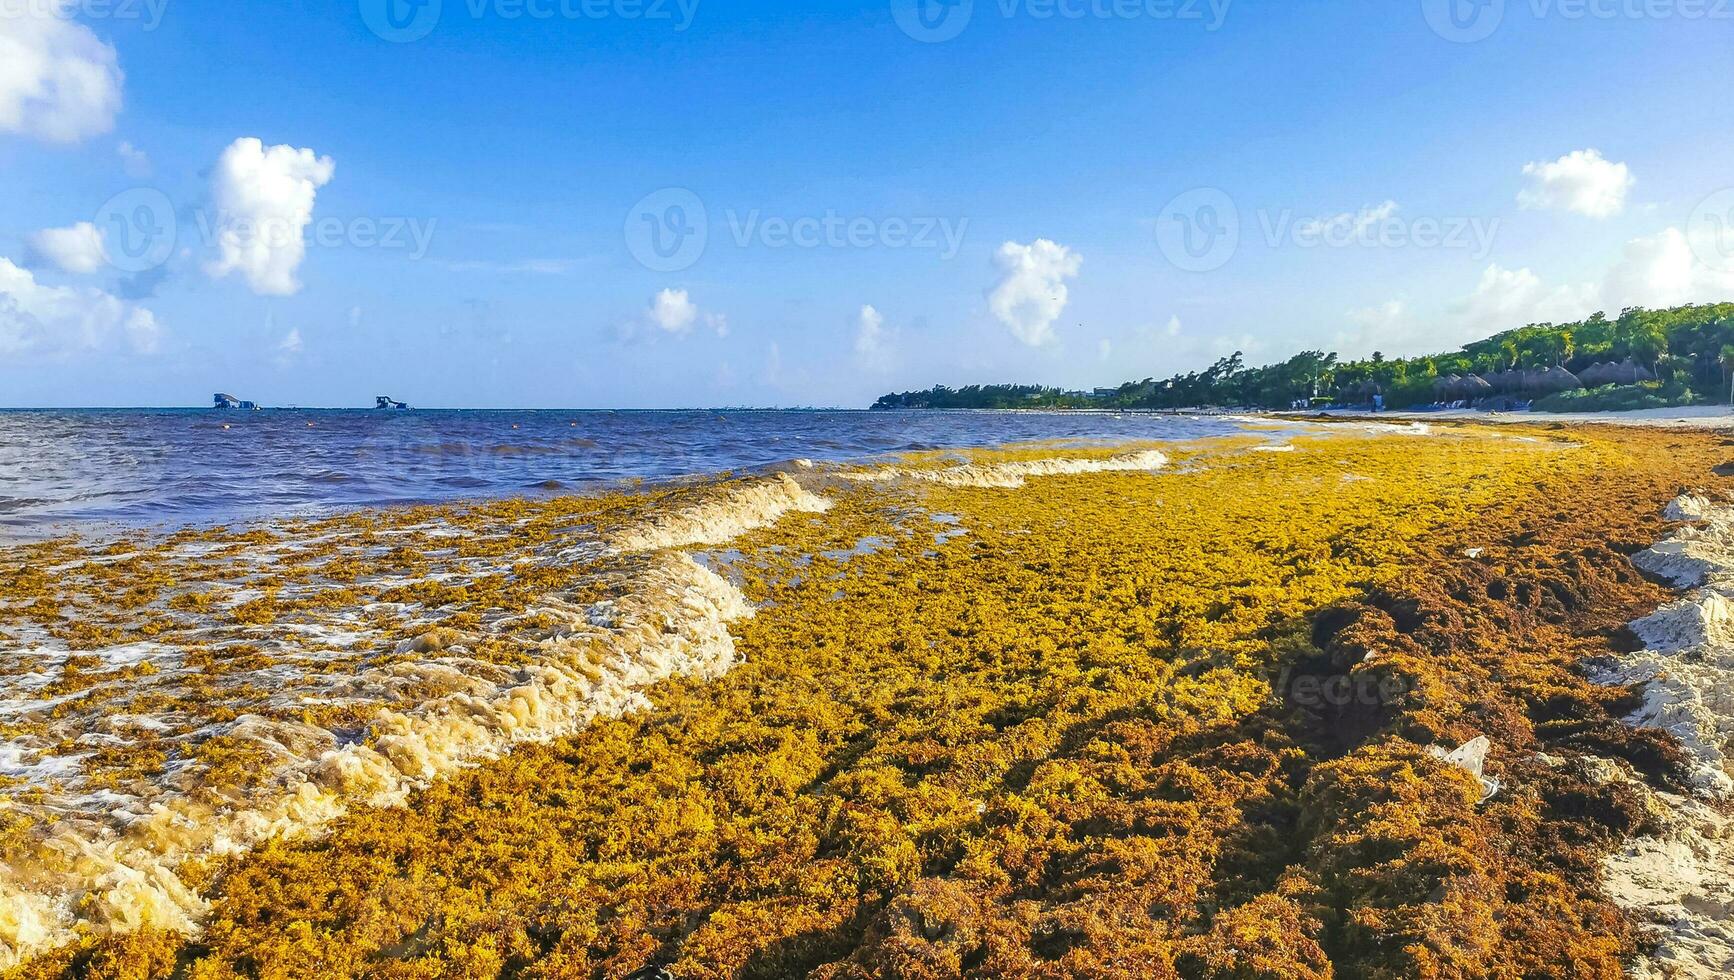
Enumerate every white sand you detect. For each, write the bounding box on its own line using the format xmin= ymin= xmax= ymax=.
xmin=1594 ymin=493 xmax=1734 ymax=977
xmin=1296 ymin=406 xmax=1734 ymax=430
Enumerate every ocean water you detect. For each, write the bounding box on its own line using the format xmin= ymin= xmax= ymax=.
xmin=0 ymin=409 xmax=1247 ymax=538
xmin=0 ymin=407 xmax=1260 ymax=962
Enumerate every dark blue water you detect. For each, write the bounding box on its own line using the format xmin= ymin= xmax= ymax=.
xmin=0 ymin=409 xmax=1248 ymax=538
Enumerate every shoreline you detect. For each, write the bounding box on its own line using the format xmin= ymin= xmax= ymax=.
xmin=4 ymin=424 xmax=1732 ymax=977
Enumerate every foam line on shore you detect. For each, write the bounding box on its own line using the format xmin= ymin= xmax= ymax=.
xmin=841 ymin=449 xmax=1169 ymax=489
xmin=0 ymin=475 xmax=833 ymax=969
xmin=607 ymin=473 xmax=833 ymax=552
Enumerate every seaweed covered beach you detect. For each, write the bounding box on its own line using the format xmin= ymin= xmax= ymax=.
xmin=3 ymin=421 xmax=1732 ymax=978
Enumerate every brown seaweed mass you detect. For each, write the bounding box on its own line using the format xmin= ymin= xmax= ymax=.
xmin=6 ymin=423 xmax=1729 ymax=979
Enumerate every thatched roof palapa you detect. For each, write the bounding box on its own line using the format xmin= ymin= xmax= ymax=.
xmin=1615 ymin=358 xmax=1656 ymax=384
xmin=1537 ymin=366 xmax=1583 ymax=393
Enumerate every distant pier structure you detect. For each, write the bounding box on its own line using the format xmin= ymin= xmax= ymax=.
xmin=213 ymin=393 xmax=259 ymax=410
xmin=376 ymin=396 xmax=410 ymax=410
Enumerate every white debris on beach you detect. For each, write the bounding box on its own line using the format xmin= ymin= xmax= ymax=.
xmin=1594 ymin=492 xmax=1734 ymax=977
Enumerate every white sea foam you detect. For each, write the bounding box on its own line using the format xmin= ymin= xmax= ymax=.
xmin=843 ymin=449 xmax=1169 ymax=490
xmin=0 ymin=475 xmax=835 ymax=968
xmin=608 ymin=473 xmax=833 ymax=552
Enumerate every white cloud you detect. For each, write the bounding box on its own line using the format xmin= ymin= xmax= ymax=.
xmin=1136 ymin=315 xmax=1183 ymax=343
xmin=1454 ymin=263 xmax=1599 ymax=334
xmin=988 ymin=239 xmax=1081 ymax=347
xmin=117 ymin=139 xmax=151 ymax=177
xmin=1335 ymin=300 xmax=1436 ymax=358
xmin=0 ymin=0 xmax=123 ymax=143
xmin=854 ymin=304 xmax=895 ymax=371
xmin=271 ymin=326 xmax=303 ymax=367
xmin=650 ymin=287 xmax=698 ymax=332
xmin=1518 ymin=149 xmax=1634 ymax=219
xmin=205 ymin=137 xmax=336 ymax=296
xmin=0 ymin=257 xmax=158 ymax=357
xmin=1346 ymin=300 xmax=1408 ymax=334
xmin=1440 ymin=224 xmax=1734 ymax=340
xmin=1298 ymin=200 xmax=1399 ymax=239
xmin=26 ymin=221 xmax=108 ymax=274
xmin=1601 ymin=226 xmax=1734 ymax=310
xmin=644 ymin=287 xmax=727 ymax=338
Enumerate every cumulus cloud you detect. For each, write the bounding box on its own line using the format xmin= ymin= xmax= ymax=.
xmin=988 ymin=239 xmax=1081 ymax=347
xmin=1442 ymin=223 xmax=1734 ymax=338
xmin=1454 ymin=263 xmax=1599 ymax=334
xmin=1518 ymin=149 xmax=1634 ymax=218
xmin=854 ymin=304 xmax=895 ymax=371
xmin=644 ymin=287 xmax=727 ymax=338
xmin=1601 ymin=226 xmax=1734 ymax=310
xmin=650 ymin=287 xmax=697 ymax=332
xmin=205 ymin=137 xmax=336 ymax=296
xmin=0 ymin=0 xmax=123 ymax=143
xmin=26 ymin=222 xmax=108 ymax=274
xmin=0 ymin=257 xmax=159 ymax=357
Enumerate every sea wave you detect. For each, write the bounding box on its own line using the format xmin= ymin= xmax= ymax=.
xmin=0 ymin=475 xmax=831 ymax=968
xmin=840 ymin=449 xmax=1169 ymax=489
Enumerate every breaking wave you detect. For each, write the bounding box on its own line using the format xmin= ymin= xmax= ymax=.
xmin=842 ymin=449 xmax=1169 ymax=490
xmin=0 ymin=475 xmax=831 ymax=968
xmin=607 ymin=473 xmax=833 ymax=552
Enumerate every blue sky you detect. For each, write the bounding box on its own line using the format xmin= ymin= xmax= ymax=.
xmin=3 ymin=0 xmax=1733 ymax=407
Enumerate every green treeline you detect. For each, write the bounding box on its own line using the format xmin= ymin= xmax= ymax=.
xmin=872 ymin=303 xmax=1734 ymax=412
